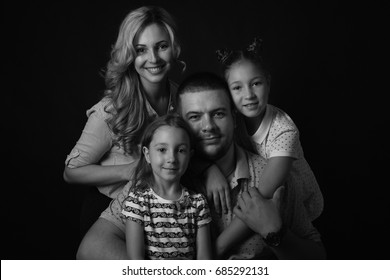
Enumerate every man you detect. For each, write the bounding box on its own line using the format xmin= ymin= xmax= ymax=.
xmin=77 ymin=72 xmax=325 ymax=259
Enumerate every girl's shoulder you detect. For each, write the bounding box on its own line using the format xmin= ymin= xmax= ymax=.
xmin=268 ymin=104 xmax=299 ymax=132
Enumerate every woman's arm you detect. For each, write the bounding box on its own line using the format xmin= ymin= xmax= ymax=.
xmin=125 ymin=219 xmax=145 ymax=259
xmin=203 ymin=164 xmax=232 ymax=214
xmin=196 ymin=224 xmax=213 ymax=260
xmin=258 ymin=156 xmax=294 ymax=198
xmin=63 ymin=162 xmax=137 ymax=185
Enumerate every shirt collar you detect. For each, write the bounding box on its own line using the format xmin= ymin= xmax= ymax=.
xmin=230 ymin=145 xmax=250 ymax=188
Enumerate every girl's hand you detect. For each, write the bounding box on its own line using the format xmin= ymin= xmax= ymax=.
xmin=204 ymin=164 xmax=231 ymax=214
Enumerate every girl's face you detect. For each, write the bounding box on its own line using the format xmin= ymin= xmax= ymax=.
xmin=226 ymin=59 xmax=270 ymax=119
xmin=143 ymin=125 xmax=192 ymax=186
xmin=134 ymin=23 xmax=174 ymax=87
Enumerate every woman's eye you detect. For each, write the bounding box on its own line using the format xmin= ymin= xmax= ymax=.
xmin=157 ymin=148 xmax=166 ymax=152
xmin=136 ymin=48 xmax=146 ymax=54
xmin=159 ymin=44 xmax=169 ymax=50
xmin=231 ymin=86 xmax=240 ymax=91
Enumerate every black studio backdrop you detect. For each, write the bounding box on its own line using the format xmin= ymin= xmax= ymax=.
xmin=3 ymin=0 xmax=388 ymax=259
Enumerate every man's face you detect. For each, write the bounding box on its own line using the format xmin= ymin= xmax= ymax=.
xmin=179 ymin=89 xmax=234 ymax=161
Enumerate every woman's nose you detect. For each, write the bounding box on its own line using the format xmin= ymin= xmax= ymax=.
xmin=148 ymin=49 xmax=158 ymax=63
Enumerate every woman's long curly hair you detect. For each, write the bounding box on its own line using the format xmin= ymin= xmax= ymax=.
xmin=103 ymin=6 xmax=182 ymax=155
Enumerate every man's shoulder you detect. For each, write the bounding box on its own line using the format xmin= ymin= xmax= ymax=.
xmin=239 ymin=146 xmax=267 ymax=177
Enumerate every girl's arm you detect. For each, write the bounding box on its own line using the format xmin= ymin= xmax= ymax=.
xmin=259 ymin=156 xmax=294 ymax=198
xmin=125 ymin=219 xmax=145 ymax=259
xmin=216 ymin=217 xmax=253 ymax=258
xmin=215 ymin=157 xmax=293 ymax=257
xmin=196 ymin=224 xmax=213 ymax=260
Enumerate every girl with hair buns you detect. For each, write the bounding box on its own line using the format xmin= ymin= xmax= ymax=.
xmin=63 ymin=6 xmax=185 ymax=236
xmin=214 ymin=38 xmax=324 ymax=258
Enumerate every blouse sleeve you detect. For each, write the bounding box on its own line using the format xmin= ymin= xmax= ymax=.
xmin=267 ymin=112 xmax=301 ymax=159
xmin=196 ymin=194 xmax=212 ymax=228
xmin=65 ymin=101 xmax=113 ymax=168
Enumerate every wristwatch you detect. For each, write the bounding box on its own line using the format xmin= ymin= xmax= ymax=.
xmin=262 ymin=227 xmax=286 ymax=247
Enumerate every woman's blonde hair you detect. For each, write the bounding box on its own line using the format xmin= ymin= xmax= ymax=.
xmin=104 ymin=6 xmax=182 ymax=155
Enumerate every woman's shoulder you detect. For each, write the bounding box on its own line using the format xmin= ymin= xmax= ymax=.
xmin=86 ymin=97 xmax=113 ymax=119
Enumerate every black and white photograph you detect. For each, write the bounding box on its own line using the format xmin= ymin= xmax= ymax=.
xmin=2 ymin=0 xmax=388 ymax=271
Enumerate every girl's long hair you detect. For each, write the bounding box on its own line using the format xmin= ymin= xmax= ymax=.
xmin=131 ymin=114 xmax=194 ymax=193
xmin=103 ymin=6 xmax=182 ymax=155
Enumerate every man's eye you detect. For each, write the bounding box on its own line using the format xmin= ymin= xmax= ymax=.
xmin=188 ymin=115 xmax=200 ymax=121
xmin=214 ymin=112 xmax=225 ymax=118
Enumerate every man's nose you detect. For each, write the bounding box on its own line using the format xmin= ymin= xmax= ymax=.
xmin=201 ymin=115 xmax=216 ymax=131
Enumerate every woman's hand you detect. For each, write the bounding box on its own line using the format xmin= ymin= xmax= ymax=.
xmin=204 ymin=164 xmax=232 ymax=214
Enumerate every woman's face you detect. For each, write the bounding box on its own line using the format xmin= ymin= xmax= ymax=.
xmin=134 ymin=23 xmax=174 ymax=87
xmin=226 ymin=59 xmax=270 ymax=119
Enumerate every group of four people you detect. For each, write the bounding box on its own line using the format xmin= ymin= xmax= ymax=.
xmin=64 ymin=5 xmax=325 ymax=260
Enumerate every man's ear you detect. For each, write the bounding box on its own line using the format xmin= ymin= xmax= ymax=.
xmin=143 ymin=146 xmax=150 ymax=163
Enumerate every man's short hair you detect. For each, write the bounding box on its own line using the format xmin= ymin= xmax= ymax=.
xmin=176 ymin=72 xmax=234 ymax=110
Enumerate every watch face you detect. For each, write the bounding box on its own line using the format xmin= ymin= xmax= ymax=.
xmin=264 ymin=231 xmax=282 ymax=247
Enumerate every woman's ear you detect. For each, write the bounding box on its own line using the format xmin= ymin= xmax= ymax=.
xmin=143 ymin=146 xmax=150 ymax=164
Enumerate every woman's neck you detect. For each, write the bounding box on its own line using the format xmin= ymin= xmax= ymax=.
xmin=143 ymin=79 xmax=170 ymax=116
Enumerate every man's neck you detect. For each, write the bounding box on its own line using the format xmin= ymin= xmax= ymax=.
xmin=215 ymin=143 xmax=236 ymax=178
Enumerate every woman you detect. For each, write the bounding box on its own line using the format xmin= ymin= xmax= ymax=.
xmin=64 ymin=6 xmax=185 ymax=237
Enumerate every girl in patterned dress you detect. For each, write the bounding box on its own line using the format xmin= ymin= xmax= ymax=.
xmin=121 ymin=114 xmax=212 ymax=259
xmin=214 ymin=38 xmax=324 ymax=258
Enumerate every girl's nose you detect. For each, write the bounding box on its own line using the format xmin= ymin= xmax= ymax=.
xmin=244 ymin=86 xmax=256 ymax=99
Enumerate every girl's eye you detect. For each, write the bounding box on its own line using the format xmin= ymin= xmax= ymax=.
xmin=157 ymin=148 xmax=166 ymax=152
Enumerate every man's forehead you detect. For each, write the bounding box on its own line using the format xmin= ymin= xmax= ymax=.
xmin=179 ymin=89 xmax=230 ymax=110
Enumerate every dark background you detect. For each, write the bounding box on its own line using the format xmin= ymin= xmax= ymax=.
xmin=3 ymin=0 xmax=388 ymax=259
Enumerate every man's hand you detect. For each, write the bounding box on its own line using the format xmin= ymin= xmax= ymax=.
xmin=234 ymin=186 xmax=284 ymax=237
